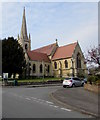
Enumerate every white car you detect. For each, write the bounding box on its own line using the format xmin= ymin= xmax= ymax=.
xmin=63 ymin=77 xmax=84 ymax=88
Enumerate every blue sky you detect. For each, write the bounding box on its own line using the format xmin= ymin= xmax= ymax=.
xmin=1 ymin=1 xmax=98 ymax=55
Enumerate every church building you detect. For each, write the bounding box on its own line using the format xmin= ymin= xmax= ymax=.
xmin=18 ymin=8 xmax=87 ymax=78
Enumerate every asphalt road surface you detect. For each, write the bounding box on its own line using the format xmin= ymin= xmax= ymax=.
xmin=2 ymin=86 xmax=93 ymax=118
xmin=52 ymin=86 xmax=98 ymax=117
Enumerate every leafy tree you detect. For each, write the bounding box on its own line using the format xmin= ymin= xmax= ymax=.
xmin=2 ymin=37 xmax=26 ymax=78
xmin=85 ymin=45 xmax=100 ymax=68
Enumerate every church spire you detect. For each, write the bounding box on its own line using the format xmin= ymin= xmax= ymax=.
xmin=20 ymin=7 xmax=28 ymax=40
xmin=18 ymin=7 xmax=31 ymax=52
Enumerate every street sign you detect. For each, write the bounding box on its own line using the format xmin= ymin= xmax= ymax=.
xmin=3 ymin=73 xmax=8 ymax=79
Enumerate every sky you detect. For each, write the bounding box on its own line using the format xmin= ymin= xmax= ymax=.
xmin=0 ymin=0 xmax=99 ymax=56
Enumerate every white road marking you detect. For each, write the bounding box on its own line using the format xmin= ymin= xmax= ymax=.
xmin=31 ymin=97 xmax=54 ymax=105
xmin=53 ymin=106 xmax=59 ymax=108
xmin=61 ymin=108 xmax=71 ymax=112
xmin=31 ymin=97 xmax=37 ymax=100
xmin=31 ymin=97 xmax=45 ymax=102
xmin=49 ymin=104 xmax=59 ymax=108
xmin=49 ymin=104 xmax=54 ymax=107
xmin=46 ymin=101 xmax=54 ymax=104
xmin=31 ymin=99 xmax=46 ymax=105
xmin=5 ymin=93 xmax=72 ymax=113
xmin=38 ymin=99 xmax=45 ymax=102
xmin=25 ymin=98 xmax=31 ymax=100
xmin=24 ymin=96 xmax=71 ymax=112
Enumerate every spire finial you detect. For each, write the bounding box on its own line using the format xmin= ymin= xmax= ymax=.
xmin=24 ymin=7 xmax=25 ymax=13
xmin=56 ymin=39 xmax=58 ymax=46
xmin=56 ymin=39 xmax=57 ymax=43
xmin=23 ymin=7 xmax=25 ymax=18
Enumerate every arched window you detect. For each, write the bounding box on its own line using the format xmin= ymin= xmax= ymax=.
xmin=25 ymin=44 xmax=28 ymax=50
xmin=33 ymin=64 xmax=36 ymax=73
xmin=65 ymin=60 xmax=68 ymax=68
xmin=40 ymin=64 xmax=43 ymax=73
xmin=48 ymin=65 xmax=50 ymax=73
xmin=77 ymin=53 xmax=81 ymax=68
xmin=54 ymin=62 xmax=57 ymax=69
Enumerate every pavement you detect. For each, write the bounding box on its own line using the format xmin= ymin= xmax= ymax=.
xmin=0 ymin=81 xmax=2 ymax=86
xmin=51 ymin=86 xmax=99 ymax=118
xmin=1 ymin=83 xmax=62 ymax=88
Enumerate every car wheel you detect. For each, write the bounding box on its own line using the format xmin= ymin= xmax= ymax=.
xmin=72 ymin=84 xmax=75 ymax=87
xmin=81 ymin=83 xmax=84 ymax=87
xmin=63 ymin=85 xmax=66 ymax=88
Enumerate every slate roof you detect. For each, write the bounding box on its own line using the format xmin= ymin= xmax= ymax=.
xmin=52 ymin=42 xmax=77 ymax=60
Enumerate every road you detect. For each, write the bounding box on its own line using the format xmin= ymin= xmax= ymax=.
xmin=52 ymin=86 xmax=98 ymax=117
xmin=2 ymin=86 xmax=93 ymax=118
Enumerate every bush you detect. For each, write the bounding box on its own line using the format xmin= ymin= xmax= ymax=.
xmin=77 ymin=71 xmax=85 ymax=78
xmin=87 ymin=75 xmax=99 ymax=84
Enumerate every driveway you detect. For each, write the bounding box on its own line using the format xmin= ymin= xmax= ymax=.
xmin=51 ymin=86 xmax=99 ymax=117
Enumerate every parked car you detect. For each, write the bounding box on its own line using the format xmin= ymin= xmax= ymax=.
xmin=63 ymin=77 xmax=84 ymax=88
xmin=83 ymin=78 xmax=87 ymax=83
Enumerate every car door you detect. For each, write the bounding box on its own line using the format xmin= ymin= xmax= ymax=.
xmin=73 ymin=78 xmax=81 ymax=86
xmin=76 ymin=78 xmax=82 ymax=86
xmin=73 ymin=78 xmax=79 ymax=86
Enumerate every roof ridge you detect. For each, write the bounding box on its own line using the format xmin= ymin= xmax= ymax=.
xmin=32 ymin=43 xmax=56 ymax=51
xmin=59 ymin=42 xmax=77 ymax=48
xmin=28 ymin=50 xmax=48 ymax=55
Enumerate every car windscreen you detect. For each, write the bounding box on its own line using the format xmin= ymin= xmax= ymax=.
xmin=65 ymin=78 xmax=71 ymax=80
xmin=73 ymin=78 xmax=80 ymax=81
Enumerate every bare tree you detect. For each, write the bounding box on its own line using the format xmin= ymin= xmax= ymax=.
xmin=85 ymin=45 xmax=100 ymax=68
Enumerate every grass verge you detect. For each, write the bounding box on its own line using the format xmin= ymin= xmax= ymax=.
xmin=17 ymin=78 xmax=63 ymax=83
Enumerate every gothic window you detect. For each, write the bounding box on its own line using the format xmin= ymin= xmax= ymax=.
xmin=54 ymin=62 xmax=57 ymax=69
xmin=65 ymin=60 xmax=68 ymax=68
xmin=33 ymin=64 xmax=36 ymax=73
xmin=40 ymin=64 xmax=43 ymax=73
xmin=48 ymin=65 xmax=50 ymax=73
xmin=25 ymin=44 xmax=28 ymax=50
xmin=45 ymin=64 xmax=47 ymax=70
xmin=77 ymin=53 xmax=81 ymax=68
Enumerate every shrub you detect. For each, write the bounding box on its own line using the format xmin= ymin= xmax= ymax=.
xmin=77 ymin=71 xmax=85 ymax=78
xmin=87 ymin=75 xmax=99 ymax=84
